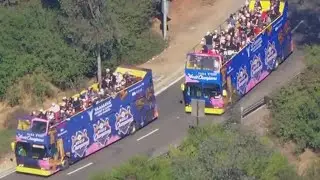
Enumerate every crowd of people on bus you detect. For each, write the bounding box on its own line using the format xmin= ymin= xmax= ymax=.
xmin=30 ymin=69 xmax=140 ymax=125
xmin=200 ymin=0 xmax=281 ymax=62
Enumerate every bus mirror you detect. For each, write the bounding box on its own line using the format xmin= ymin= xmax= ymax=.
xmin=181 ymin=84 xmax=185 ymax=91
xmin=222 ymin=90 xmax=227 ymax=97
xmin=11 ymin=142 xmax=16 ymax=152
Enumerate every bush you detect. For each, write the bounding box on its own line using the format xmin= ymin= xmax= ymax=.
xmin=5 ymin=74 xmax=55 ymax=106
xmin=90 ymin=124 xmax=297 ymax=180
xmin=5 ymin=86 xmax=22 ymax=107
xmin=171 ymin=126 xmax=297 ymax=180
xmin=269 ymin=45 xmax=320 ymax=151
xmin=29 ymin=74 xmax=55 ymax=104
xmin=90 ymin=156 xmax=172 ymax=180
xmin=304 ymin=159 xmax=320 ymax=180
xmin=59 ymin=0 xmax=165 ymax=75
xmin=0 ymin=1 xmax=90 ymax=99
xmin=0 ymin=129 xmax=15 ymax=158
xmin=115 ymin=31 xmax=166 ymax=66
xmin=0 ymin=0 xmax=165 ymax=103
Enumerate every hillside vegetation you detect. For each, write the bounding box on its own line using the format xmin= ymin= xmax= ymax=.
xmin=269 ymin=45 xmax=320 ymax=153
xmin=0 ymin=0 xmax=165 ymax=106
xmin=90 ymin=124 xmax=299 ymax=180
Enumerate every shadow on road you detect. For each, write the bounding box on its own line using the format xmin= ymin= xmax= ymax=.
xmin=289 ymin=0 xmax=320 ymax=46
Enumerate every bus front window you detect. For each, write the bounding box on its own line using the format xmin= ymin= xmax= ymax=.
xmin=186 ymin=83 xmax=202 ymax=98
xmin=15 ymin=142 xmax=47 ymax=159
xmin=203 ymin=84 xmax=221 ymax=98
xmin=186 ymin=54 xmax=220 ymax=71
xmin=31 ymin=120 xmax=47 ymax=134
xmin=30 ymin=144 xmax=47 ymax=159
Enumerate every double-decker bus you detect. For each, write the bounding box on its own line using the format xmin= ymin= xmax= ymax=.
xmin=11 ymin=66 xmax=158 ymax=176
xmin=181 ymin=0 xmax=293 ymax=114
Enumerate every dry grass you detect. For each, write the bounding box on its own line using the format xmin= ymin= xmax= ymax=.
xmin=243 ymin=107 xmax=320 ymax=176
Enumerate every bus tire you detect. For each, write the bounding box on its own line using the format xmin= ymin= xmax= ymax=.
xmin=61 ymin=157 xmax=70 ymax=170
xmin=273 ymin=58 xmax=280 ymax=71
xmin=129 ymin=121 xmax=138 ymax=135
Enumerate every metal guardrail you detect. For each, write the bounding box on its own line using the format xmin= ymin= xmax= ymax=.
xmin=241 ymin=96 xmax=271 ymax=119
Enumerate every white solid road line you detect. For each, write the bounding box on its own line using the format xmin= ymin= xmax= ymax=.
xmin=291 ymin=20 xmax=304 ymax=33
xmin=0 ymin=169 xmax=15 ymax=179
xmin=67 ymin=162 xmax=93 ymax=175
xmin=137 ymin=129 xmax=159 ymax=141
xmin=155 ymin=74 xmax=184 ymax=96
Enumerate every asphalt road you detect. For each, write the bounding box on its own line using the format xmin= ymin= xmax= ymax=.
xmin=2 ymin=41 xmax=305 ymax=180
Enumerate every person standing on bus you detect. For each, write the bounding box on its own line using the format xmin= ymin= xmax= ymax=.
xmin=17 ymin=146 xmax=27 ymax=157
xmin=204 ymin=32 xmax=213 ymax=49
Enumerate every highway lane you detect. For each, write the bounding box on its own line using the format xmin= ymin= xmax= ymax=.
xmin=3 ymin=42 xmax=305 ymax=180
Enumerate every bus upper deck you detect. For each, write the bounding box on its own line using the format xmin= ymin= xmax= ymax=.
xmin=13 ymin=66 xmax=158 ymax=176
xmin=182 ymin=0 xmax=291 ymax=115
xmin=17 ymin=66 xmax=149 ymax=132
xmin=189 ymin=0 xmax=286 ymax=66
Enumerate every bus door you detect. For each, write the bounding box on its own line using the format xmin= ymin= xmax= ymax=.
xmin=184 ymin=83 xmax=203 ymax=104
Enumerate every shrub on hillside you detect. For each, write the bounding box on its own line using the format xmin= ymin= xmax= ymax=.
xmin=90 ymin=156 xmax=172 ymax=180
xmin=269 ymin=45 xmax=320 ymax=152
xmin=304 ymin=159 xmax=320 ymax=180
xmin=0 ymin=0 xmax=165 ymax=103
xmin=59 ymin=0 xmax=165 ymax=74
xmin=90 ymin=125 xmax=297 ymax=180
xmin=0 ymin=2 xmax=90 ymax=99
xmin=0 ymin=129 xmax=15 ymax=158
xmin=170 ymin=126 xmax=297 ymax=180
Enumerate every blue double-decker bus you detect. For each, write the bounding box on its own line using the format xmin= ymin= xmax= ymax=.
xmin=11 ymin=66 xmax=158 ymax=176
xmin=181 ymin=0 xmax=293 ymax=115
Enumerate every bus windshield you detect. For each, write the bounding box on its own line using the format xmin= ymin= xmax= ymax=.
xmin=203 ymin=84 xmax=221 ymax=98
xmin=186 ymin=83 xmax=221 ymax=98
xmin=31 ymin=120 xmax=47 ymax=134
xmin=15 ymin=142 xmax=47 ymax=160
xmin=186 ymin=54 xmax=220 ymax=71
xmin=186 ymin=83 xmax=202 ymax=98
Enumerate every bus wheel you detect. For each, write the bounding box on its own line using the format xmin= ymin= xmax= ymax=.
xmin=129 ymin=121 xmax=137 ymax=135
xmin=61 ymin=157 xmax=70 ymax=170
xmin=273 ymin=58 xmax=280 ymax=71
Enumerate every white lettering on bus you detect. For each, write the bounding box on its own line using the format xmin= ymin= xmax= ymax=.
xmin=187 ymin=74 xmax=217 ymax=81
xmin=94 ymin=100 xmax=112 ymax=117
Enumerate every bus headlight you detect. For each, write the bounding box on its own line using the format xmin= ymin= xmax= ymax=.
xmin=11 ymin=142 xmax=16 ymax=152
xmin=222 ymin=90 xmax=227 ymax=97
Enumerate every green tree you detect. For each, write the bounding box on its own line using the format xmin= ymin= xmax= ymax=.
xmin=170 ymin=126 xmax=297 ymax=180
xmin=0 ymin=1 xmax=89 ymax=100
xmin=105 ymin=0 xmax=164 ymax=66
xmin=269 ymin=45 xmax=320 ymax=151
xmin=91 ymin=125 xmax=298 ymax=180
xmin=59 ymin=0 xmax=115 ymax=84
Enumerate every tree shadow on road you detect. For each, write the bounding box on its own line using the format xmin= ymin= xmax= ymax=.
xmin=289 ymin=0 xmax=320 ymax=46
